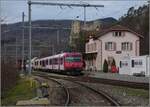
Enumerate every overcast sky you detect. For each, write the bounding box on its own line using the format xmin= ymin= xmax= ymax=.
xmin=1 ymin=0 xmax=148 ymax=24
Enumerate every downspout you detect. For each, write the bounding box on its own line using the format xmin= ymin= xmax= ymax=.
xmin=135 ymin=40 xmax=139 ymax=56
xmin=98 ymin=39 xmax=102 ymax=71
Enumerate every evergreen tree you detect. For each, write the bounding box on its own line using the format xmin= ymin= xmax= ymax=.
xmin=103 ymin=59 xmax=108 ymax=73
xmin=119 ymin=4 xmax=149 ymax=55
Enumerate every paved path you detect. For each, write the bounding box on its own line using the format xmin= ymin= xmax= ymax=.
xmin=82 ymin=71 xmax=149 ymax=83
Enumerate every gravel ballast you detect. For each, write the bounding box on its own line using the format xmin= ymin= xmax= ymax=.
xmin=81 ymin=82 xmax=149 ymax=106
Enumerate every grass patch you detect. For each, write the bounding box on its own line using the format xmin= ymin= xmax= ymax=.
xmin=1 ymin=77 xmax=38 ymax=106
xmin=113 ymin=86 xmax=149 ymax=99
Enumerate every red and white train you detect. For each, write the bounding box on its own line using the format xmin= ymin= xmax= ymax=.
xmin=32 ymin=52 xmax=83 ymax=74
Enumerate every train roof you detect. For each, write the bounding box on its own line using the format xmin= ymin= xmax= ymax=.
xmin=35 ymin=52 xmax=82 ymax=61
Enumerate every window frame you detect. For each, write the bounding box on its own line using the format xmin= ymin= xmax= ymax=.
xmin=113 ymin=31 xmax=123 ymax=37
xmin=46 ymin=59 xmax=48 ymax=65
xmin=105 ymin=42 xmax=116 ymax=51
xmin=49 ymin=59 xmax=52 ymax=65
xmin=121 ymin=42 xmax=132 ymax=51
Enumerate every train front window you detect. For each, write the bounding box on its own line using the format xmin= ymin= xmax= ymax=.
xmin=65 ymin=57 xmax=81 ymax=62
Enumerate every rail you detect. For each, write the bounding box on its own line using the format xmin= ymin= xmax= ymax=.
xmin=35 ymin=73 xmax=120 ymax=106
xmin=35 ymin=74 xmax=70 ymax=106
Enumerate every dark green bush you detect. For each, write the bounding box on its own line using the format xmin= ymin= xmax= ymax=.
xmin=103 ymin=59 xmax=108 ymax=73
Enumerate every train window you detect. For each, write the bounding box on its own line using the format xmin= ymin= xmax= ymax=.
xmin=44 ymin=60 xmax=46 ymax=66
xmin=42 ymin=60 xmax=45 ymax=66
xmin=51 ymin=59 xmax=52 ymax=65
xmin=57 ymin=58 xmax=59 ymax=64
xmin=53 ymin=59 xmax=55 ymax=64
xmin=46 ymin=60 xmax=48 ymax=65
xmin=49 ymin=59 xmax=51 ymax=65
xmin=41 ymin=61 xmax=43 ymax=65
xmin=54 ymin=58 xmax=58 ymax=64
xmin=44 ymin=60 xmax=45 ymax=66
xmin=60 ymin=58 xmax=63 ymax=64
xmin=51 ymin=59 xmax=54 ymax=64
xmin=55 ymin=58 xmax=58 ymax=64
xmin=54 ymin=59 xmax=56 ymax=64
xmin=65 ymin=56 xmax=81 ymax=62
xmin=40 ymin=61 xmax=41 ymax=65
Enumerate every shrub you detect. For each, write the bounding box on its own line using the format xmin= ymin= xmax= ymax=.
xmin=103 ymin=59 xmax=108 ymax=73
xmin=1 ymin=59 xmax=19 ymax=93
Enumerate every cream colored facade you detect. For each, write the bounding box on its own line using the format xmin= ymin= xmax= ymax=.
xmin=85 ymin=28 xmax=141 ymax=71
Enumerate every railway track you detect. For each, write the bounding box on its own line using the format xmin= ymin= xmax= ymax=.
xmin=33 ymin=71 xmax=149 ymax=90
xmin=35 ymin=73 xmax=120 ymax=106
xmin=36 ymin=75 xmax=70 ymax=106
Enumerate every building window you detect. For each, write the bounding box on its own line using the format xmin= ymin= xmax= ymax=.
xmin=113 ymin=31 xmax=123 ymax=37
xmin=105 ymin=42 xmax=116 ymax=51
xmin=122 ymin=42 xmax=132 ymax=51
xmin=115 ymin=32 xmax=118 ymax=36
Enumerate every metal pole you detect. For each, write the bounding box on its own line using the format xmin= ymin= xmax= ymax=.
xmin=28 ymin=0 xmax=32 ymax=75
xmin=4 ymin=44 xmax=6 ymax=63
xmin=52 ymin=45 xmax=54 ymax=55
xmin=56 ymin=29 xmax=60 ymax=53
xmin=149 ymin=0 xmax=150 ymax=56
xmin=22 ymin=12 xmax=25 ymax=73
xmin=148 ymin=1 xmax=150 ymax=106
xmin=57 ymin=29 xmax=59 ymax=45
xmin=84 ymin=6 xmax=86 ymax=28
xmin=15 ymin=38 xmax=17 ymax=67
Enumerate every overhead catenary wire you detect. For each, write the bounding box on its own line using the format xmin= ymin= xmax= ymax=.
xmin=27 ymin=0 xmax=104 ymax=76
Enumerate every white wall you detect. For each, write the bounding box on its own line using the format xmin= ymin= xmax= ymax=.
xmin=85 ymin=31 xmax=140 ymax=71
xmin=99 ymin=31 xmax=140 ymax=69
xmin=119 ymin=55 xmax=150 ymax=76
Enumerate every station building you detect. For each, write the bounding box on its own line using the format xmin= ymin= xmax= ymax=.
xmin=85 ymin=24 xmax=143 ymax=71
